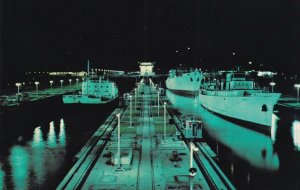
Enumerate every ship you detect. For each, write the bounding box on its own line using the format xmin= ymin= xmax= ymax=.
xmin=63 ymin=63 xmax=119 ymax=104
xmin=199 ymin=71 xmax=281 ymax=129
xmin=165 ymin=68 xmax=203 ymax=95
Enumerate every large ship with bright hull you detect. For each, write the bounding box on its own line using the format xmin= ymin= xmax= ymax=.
xmin=199 ymin=71 xmax=281 ymax=129
xmin=166 ymin=68 xmax=203 ymax=95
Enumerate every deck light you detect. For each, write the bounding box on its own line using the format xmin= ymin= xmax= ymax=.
xmin=129 ymin=95 xmax=133 ymax=128
xmin=295 ymin=84 xmax=300 ymax=103
xmin=69 ymin=79 xmax=72 ymax=89
xmin=163 ymin=102 xmax=167 ymax=142
xmin=189 ymin=142 xmax=199 ymax=190
xmin=157 ymin=91 xmax=160 ymax=117
xmin=50 ymin=80 xmax=54 ymax=93
xmin=270 ymin=82 xmax=276 ymax=93
xmin=134 ymin=88 xmax=137 ymax=110
xmin=116 ymin=113 xmax=122 ymax=170
xmin=35 ymin=81 xmax=39 ymax=96
xmin=15 ymin=83 xmax=21 ymax=94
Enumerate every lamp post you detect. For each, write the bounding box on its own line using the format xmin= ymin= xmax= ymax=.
xmin=116 ymin=113 xmax=122 ymax=170
xmin=69 ymin=79 xmax=72 ymax=89
xmin=134 ymin=88 xmax=137 ymax=110
xmin=15 ymin=83 xmax=21 ymax=94
xmin=163 ymin=102 xmax=167 ymax=142
xmin=190 ymin=142 xmax=198 ymax=169
xmin=76 ymin=78 xmax=79 ymax=85
xmin=270 ymin=82 xmax=276 ymax=93
xmin=295 ymin=84 xmax=300 ymax=103
xmin=49 ymin=80 xmax=54 ymax=93
xmin=157 ymin=91 xmax=160 ymax=117
xmin=35 ymin=81 xmax=39 ymax=96
xmin=60 ymin=80 xmax=64 ymax=90
xmin=129 ymin=95 xmax=132 ymax=128
xmin=189 ymin=142 xmax=199 ymax=190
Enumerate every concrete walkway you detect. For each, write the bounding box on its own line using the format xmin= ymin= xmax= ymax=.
xmin=138 ymin=86 xmax=154 ymax=189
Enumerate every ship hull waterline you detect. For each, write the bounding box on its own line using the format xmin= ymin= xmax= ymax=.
xmin=199 ymin=92 xmax=281 ymax=132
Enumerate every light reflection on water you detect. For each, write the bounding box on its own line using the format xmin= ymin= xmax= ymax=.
xmin=271 ymin=114 xmax=280 ymax=143
xmin=0 ymin=163 xmax=4 ymax=189
xmin=9 ymin=145 xmax=30 ymax=190
xmin=2 ymin=119 xmax=67 ymax=189
xmin=59 ymin=119 xmax=66 ymax=146
xmin=31 ymin=126 xmax=46 ymax=186
xmin=166 ymin=90 xmax=280 ymax=170
xmin=292 ymin=120 xmax=300 ymax=151
xmin=48 ymin=122 xmax=57 ymax=147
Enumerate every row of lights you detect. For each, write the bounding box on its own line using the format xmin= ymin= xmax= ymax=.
xmin=15 ymin=79 xmax=81 ymax=94
xmin=270 ymin=82 xmax=300 ymax=103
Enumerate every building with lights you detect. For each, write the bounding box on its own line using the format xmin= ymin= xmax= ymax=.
xmin=139 ymin=62 xmax=155 ymax=76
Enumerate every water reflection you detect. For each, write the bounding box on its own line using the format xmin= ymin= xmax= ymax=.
xmin=2 ymin=119 xmax=68 ymax=190
xmin=271 ymin=114 xmax=280 ymax=143
xmin=31 ymin=126 xmax=46 ymax=185
xmin=9 ymin=146 xmax=30 ymax=190
xmin=292 ymin=120 xmax=300 ymax=151
xmin=166 ymin=90 xmax=280 ymax=170
xmin=59 ymin=119 xmax=66 ymax=146
xmin=0 ymin=163 xmax=5 ymax=189
xmin=32 ymin=127 xmax=45 ymax=148
xmin=47 ymin=121 xmax=57 ymax=147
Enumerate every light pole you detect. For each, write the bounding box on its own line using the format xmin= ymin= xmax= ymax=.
xmin=270 ymin=82 xmax=276 ymax=93
xmin=35 ymin=81 xmax=39 ymax=96
xmin=129 ymin=95 xmax=132 ymax=128
xmin=163 ymin=102 xmax=167 ymax=142
xmin=189 ymin=142 xmax=199 ymax=190
xmin=60 ymin=80 xmax=64 ymax=90
xmin=190 ymin=142 xmax=198 ymax=169
xmin=134 ymin=88 xmax=137 ymax=110
xmin=49 ymin=80 xmax=54 ymax=93
xmin=69 ymin=79 xmax=72 ymax=89
xmin=116 ymin=113 xmax=122 ymax=170
xmin=15 ymin=83 xmax=21 ymax=94
xmin=157 ymin=91 xmax=160 ymax=117
xmin=76 ymin=78 xmax=79 ymax=85
xmin=295 ymin=84 xmax=300 ymax=103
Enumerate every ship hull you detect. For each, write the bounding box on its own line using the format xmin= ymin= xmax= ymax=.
xmin=62 ymin=94 xmax=118 ymax=104
xmin=199 ymin=91 xmax=281 ymax=128
xmin=167 ymin=89 xmax=199 ymax=96
xmin=166 ymin=71 xmax=203 ymax=93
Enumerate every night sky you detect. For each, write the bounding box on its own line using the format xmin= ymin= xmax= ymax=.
xmin=1 ymin=0 xmax=300 ymax=75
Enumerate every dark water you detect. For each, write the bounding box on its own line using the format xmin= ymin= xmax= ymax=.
xmin=166 ymin=90 xmax=300 ymax=190
xmin=0 ymin=77 xmax=136 ymax=190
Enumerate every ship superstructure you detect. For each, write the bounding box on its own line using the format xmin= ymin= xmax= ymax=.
xmin=63 ymin=62 xmax=118 ymax=104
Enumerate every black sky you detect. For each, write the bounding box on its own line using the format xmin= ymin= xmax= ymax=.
xmin=1 ymin=0 xmax=300 ymax=75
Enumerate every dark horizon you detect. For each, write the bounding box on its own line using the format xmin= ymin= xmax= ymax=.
xmin=1 ymin=0 xmax=300 ymax=75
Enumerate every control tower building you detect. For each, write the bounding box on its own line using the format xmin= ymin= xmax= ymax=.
xmin=139 ymin=62 xmax=155 ymax=76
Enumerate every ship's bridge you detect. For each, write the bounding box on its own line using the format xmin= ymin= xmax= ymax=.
xmin=139 ymin=62 xmax=155 ymax=76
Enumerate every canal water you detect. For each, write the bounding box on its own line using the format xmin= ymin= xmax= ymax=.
xmin=0 ymin=77 xmax=135 ymax=190
xmin=166 ymin=90 xmax=300 ymax=190
xmin=1 ymin=78 xmax=299 ymax=189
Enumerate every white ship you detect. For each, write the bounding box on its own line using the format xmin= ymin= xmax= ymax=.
xmin=166 ymin=68 xmax=203 ymax=95
xmin=199 ymin=72 xmax=281 ymax=128
xmin=63 ymin=63 xmax=118 ymax=104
